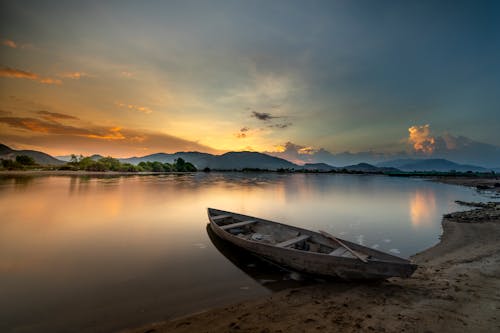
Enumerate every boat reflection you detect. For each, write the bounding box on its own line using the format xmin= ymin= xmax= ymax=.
xmin=206 ymin=224 xmax=317 ymax=292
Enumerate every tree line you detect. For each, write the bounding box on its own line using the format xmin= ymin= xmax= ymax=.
xmin=0 ymin=154 xmax=197 ymax=172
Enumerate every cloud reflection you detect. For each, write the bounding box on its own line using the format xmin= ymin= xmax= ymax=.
xmin=409 ymin=189 xmax=436 ymax=228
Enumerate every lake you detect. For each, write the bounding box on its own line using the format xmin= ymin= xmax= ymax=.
xmin=0 ymin=173 xmax=487 ymax=332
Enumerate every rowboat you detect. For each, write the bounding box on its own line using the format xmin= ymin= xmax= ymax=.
xmin=206 ymin=224 xmax=311 ymax=291
xmin=208 ymin=208 xmax=417 ymax=280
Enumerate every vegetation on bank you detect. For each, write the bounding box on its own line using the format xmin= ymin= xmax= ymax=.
xmin=0 ymin=155 xmax=38 ymax=170
xmin=0 ymin=154 xmax=197 ymax=172
xmin=0 ymin=155 xmax=496 ymax=179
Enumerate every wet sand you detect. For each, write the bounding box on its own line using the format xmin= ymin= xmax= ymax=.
xmin=124 ymin=179 xmax=500 ymax=333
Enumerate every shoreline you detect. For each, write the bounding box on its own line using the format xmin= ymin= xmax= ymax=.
xmin=124 ymin=178 xmax=500 ymax=333
xmin=0 ymin=170 xmax=191 ymax=176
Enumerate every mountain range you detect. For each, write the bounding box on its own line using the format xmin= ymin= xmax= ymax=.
xmin=1 ymin=143 xmax=497 ymax=173
xmin=376 ymin=158 xmax=490 ymax=172
xmin=0 ymin=144 xmax=64 ymax=165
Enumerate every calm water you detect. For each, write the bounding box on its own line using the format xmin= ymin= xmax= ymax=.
xmin=0 ymin=173 xmax=487 ymax=332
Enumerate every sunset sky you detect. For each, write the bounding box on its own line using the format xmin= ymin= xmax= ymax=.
xmin=1 ymin=1 xmax=499 ymax=162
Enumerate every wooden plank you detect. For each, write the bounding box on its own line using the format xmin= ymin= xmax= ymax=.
xmin=211 ymin=214 xmax=231 ymax=221
xmin=319 ymin=230 xmax=368 ymax=263
xmin=329 ymin=247 xmax=347 ymax=256
xmin=276 ymin=234 xmax=310 ymax=248
xmin=220 ymin=220 xmax=257 ymax=230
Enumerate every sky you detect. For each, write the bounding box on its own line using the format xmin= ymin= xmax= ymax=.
xmin=0 ymin=0 xmax=499 ymax=164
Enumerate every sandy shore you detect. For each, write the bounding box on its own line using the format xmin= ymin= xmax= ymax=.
xmin=124 ymin=179 xmax=500 ymax=333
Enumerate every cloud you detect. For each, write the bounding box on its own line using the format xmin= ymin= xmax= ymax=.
xmin=36 ymin=111 xmax=79 ymax=122
xmin=0 ymin=112 xmax=221 ymax=156
xmin=2 ymin=39 xmax=17 ymax=48
xmin=268 ymin=142 xmax=318 ymax=164
xmin=59 ymin=72 xmax=88 ymax=79
xmin=0 ymin=115 xmax=121 ymax=139
xmin=251 ymin=111 xmax=277 ymax=121
xmin=267 ymin=141 xmax=402 ymax=166
xmin=408 ymin=124 xmax=435 ymax=154
xmin=235 ymin=127 xmax=250 ymax=139
xmin=120 ymin=71 xmax=134 ymax=77
xmin=116 ymin=102 xmax=152 ymax=114
xmin=0 ymin=66 xmax=62 ymax=85
xmin=269 ymin=122 xmax=292 ymax=129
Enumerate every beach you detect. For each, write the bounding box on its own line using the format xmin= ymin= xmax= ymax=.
xmin=125 ymin=179 xmax=500 ymax=333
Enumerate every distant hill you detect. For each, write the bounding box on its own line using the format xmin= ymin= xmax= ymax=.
xmin=211 ymin=152 xmax=297 ymax=170
xmin=0 ymin=144 xmax=64 ymax=165
xmin=121 ymin=152 xmax=215 ymax=168
xmin=57 ymin=154 xmax=104 ymax=162
xmin=301 ymin=163 xmax=337 ymax=171
xmin=342 ymin=162 xmax=399 ymax=173
xmin=377 ymin=158 xmax=490 ymax=172
xmin=121 ymin=151 xmax=297 ymax=170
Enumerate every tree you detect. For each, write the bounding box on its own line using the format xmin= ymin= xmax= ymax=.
xmin=173 ymin=158 xmax=196 ymax=172
xmin=15 ymin=155 xmax=36 ymax=165
xmin=98 ymin=156 xmax=121 ymax=171
xmin=70 ymin=154 xmax=83 ymax=164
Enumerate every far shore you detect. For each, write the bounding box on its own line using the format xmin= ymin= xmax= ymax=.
xmin=0 ymin=170 xmax=192 ymax=176
xmin=123 ymin=178 xmax=500 ymax=333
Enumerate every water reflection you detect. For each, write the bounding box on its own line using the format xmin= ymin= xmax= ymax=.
xmin=0 ymin=173 xmax=488 ymax=333
xmin=409 ymin=189 xmax=436 ymax=228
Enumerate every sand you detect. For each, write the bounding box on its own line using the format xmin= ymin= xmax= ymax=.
xmin=124 ymin=179 xmax=500 ymax=333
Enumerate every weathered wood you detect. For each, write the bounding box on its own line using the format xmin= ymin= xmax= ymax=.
xmin=207 ymin=208 xmax=418 ymax=280
xmin=220 ymin=220 xmax=257 ymax=230
xmin=319 ymin=230 xmax=368 ymax=263
xmin=211 ymin=214 xmax=231 ymax=221
xmin=275 ymin=234 xmax=310 ymax=248
xmin=329 ymin=247 xmax=347 ymax=256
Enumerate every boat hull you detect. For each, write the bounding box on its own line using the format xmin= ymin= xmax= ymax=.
xmin=209 ymin=216 xmax=417 ymax=280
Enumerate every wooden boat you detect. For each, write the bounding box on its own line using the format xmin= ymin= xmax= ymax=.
xmin=208 ymin=208 xmax=417 ymax=280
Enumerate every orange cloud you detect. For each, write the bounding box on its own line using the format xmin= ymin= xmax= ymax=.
xmin=408 ymin=124 xmax=435 ymax=154
xmin=39 ymin=78 xmax=63 ymax=85
xmin=36 ymin=111 xmax=79 ymax=122
xmin=116 ymin=102 xmax=152 ymax=114
xmin=0 ymin=66 xmax=62 ymax=85
xmin=59 ymin=72 xmax=88 ymax=79
xmin=297 ymin=146 xmax=316 ymax=155
xmin=0 ymin=113 xmax=221 ymax=156
xmin=2 ymin=39 xmax=17 ymax=48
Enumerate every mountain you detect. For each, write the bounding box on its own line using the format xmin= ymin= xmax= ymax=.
xmin=121 ymin=152 xmax=215 ymax=168
xmin=0 ymin=144 xmax=64 ymax=165
xmin=57 ymin=154 xmax=104 ymax=162
xmin=268 ymin=135 xmax=500 ymax=168
xmin=377 ymin=158 xmax=490 ymax=172
xmin=301 ymin=163 xmax=337 ymax=171
xmin=121 ymin=151 xmax=297 ymax=170
xmin=342 ymin=163 xmax=399 ymax=173
xmin=211 ymin=152 xmax=297 ymax=170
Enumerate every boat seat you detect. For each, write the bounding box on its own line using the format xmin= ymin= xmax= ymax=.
xmin=329 ymin=247 xmax=358 ymax=258
xmin=275 ymin=234 xmax=310 ymax=248
xmin=329 ymin=247 xmax=347 ymax=256
xmin=220 ymin=220 xmax=257 ymax=230
xmin=211 ymin=214 xmax=231 ymax=221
